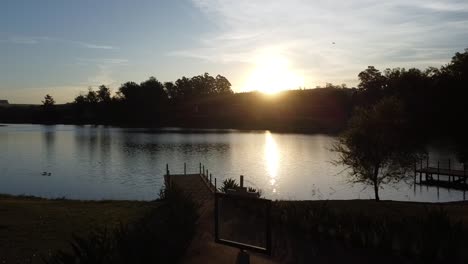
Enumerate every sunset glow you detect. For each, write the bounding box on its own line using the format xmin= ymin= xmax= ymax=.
xmin=242 ymin=53 xmax=304 ymax=94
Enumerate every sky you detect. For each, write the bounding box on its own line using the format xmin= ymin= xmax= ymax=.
xmin=1 ymin=0 xmax=467 ymax=104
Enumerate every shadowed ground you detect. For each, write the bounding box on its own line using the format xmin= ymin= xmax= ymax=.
xmin=0 ymin=194 xmax=158 ymax=263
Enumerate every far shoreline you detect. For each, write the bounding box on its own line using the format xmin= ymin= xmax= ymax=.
xmin=0 ymin=121 xmax=343 ymax=136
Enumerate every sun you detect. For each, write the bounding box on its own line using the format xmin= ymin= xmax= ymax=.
xmin=242 ymin=52 xmax=304 ymax=94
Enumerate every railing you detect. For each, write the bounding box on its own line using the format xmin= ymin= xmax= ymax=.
xmin=165 ymin=162 xmax=218 ymax=193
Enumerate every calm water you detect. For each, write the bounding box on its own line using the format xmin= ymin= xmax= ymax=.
xmin=0 ymin=124 xmax=465 ymax=202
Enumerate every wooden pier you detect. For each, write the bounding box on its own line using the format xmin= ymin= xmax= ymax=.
xmin=164 ymin=163 xmax=216 ymax=204
xmin=415 ymin=157 xmax=467 ymax=190
xmin=163 ymin=163 xmax=276 ymax=264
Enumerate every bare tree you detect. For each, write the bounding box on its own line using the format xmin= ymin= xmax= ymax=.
xmin=332 ymin=97 xmax=424 ymax=201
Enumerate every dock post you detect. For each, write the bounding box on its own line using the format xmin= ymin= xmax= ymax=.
xmin=206 ymin=169 xmax=208 ymax=178
xmin=210 ymin=173 xmax=212 ymax=184
xmin=419 ymin=163 xmax=422 ymax=183
xmin=166 ymin=164 xmax=169 ymax=175
xmin=449 ymin=159 xmax=452 ymax=182
xmin=420 ymin=159 xmax=423 ymax=183
xmin=437 ymin=161 xmax=440 ymax=182
xmin=215 ymin=178 xmax=217 ymax=191
xmin=199 ymin=163 xmax=202 ymax=175
xmin=203 ymin=165 xmax=205 ymax=176
xmin=184 ymin=163 xmax=186 ymax=175
xmin=240 ymin=175 xmax=244 ymax=188
xmin=464 ymin=163 xmax=467 ymax=186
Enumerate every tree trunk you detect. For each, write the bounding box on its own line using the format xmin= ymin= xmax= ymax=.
xmin=373 ymin=180 xmax=380 ymax=201
xmin=373 ymin=166 xmax=380 ymax=201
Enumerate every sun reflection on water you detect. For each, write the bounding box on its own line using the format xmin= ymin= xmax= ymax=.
xmin=265 ymin=131 xmax=280 ymax=193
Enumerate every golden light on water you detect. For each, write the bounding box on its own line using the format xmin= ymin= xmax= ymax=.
xmin=265 ymin=131 xmax=279 ymax=192
xmin=243 ymin=52 xmax=304 ymax=94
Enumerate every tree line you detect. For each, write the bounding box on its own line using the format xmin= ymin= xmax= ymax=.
xmin=39 ymin=73 xmax=234 ymax=124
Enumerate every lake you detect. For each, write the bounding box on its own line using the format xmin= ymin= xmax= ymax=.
xmin=0 ymin=124 xmax=465 ymax=202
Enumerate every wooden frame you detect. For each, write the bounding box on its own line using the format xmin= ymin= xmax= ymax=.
xmin=214 ymin=192 xmax=272 ymax=255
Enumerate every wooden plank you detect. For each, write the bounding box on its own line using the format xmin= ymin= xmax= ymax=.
xmin=416 ymin=167 xmax=467 ymax=177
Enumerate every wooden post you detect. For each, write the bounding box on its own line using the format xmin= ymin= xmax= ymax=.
xmin=215 ymin=178 xmax=217 ymax=191
xmin=464 ymin=163 xmax=467 ymax=185
xmin=240 ymin=175 xmax=244 ymax=188
xmin=419 ymin=159 xmax=423 ymax=182
xmin=206 ymin=169 xmax=208 ymax=178
xmin=437 ymin=161 xmax=440 ymax=182
xmin=419 ymin=162 xmax=422 ymax=183
xmin=210 ymin=173 xmax=212 ymax=184
xmin=199 ymin=163 xmax=202 ymax=175
xmin=449 ymin=159 xmax=451 ymax=182
xmin=184 ymin=163 xmax=186 ymax=175
xmin=203 ymin=165 xmax=205 ymax=176
xmin=166 ymin=164 xmax=169 ymax=175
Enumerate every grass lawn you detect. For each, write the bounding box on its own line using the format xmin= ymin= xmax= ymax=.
xmin=0 ymin=194 xmax=159 ymax=263
xmin=275 ymin=199 xmax=468 ymax=223
xmin=272 ymin=200 xmax=468 ymax=263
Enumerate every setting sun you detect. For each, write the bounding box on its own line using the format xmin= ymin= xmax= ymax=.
xmin=242 ymin=52 xmax=304 ymax=94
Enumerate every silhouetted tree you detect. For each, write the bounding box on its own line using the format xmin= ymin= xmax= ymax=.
xmin=357 ymin=66 xmax=387 ymax=104
xmin=140 ymin=76 xmax=167 ymax=104
xmin=97 ymin=85 xmax=112 ymax=103
xmin=214 ymin=74 xmax=233 ymax=94
xmin=333 ymin=97 xmax=424 ymax=201
xmin=41 ymin=94 xmax=56 ymax=122
xmin=74 ymin=94 xmax=86 ymax=105
xmin=174 ymin=76 xmax=193 ymax=100
xmin=42 ymin=94 xmax=55 ymax=107
xmin=164 ymin=82 xmax=177 ymax=99
xmin=85 ymin=88 xmax=99 ymax=104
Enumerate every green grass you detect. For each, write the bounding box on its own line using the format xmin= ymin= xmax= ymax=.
xmin=46 ymin=187 xmax=199 ymax=264
xmin=272 ymin=200 xmax=468 ymax=263
xmin=0 ymin=194 xmax=159 ymax=263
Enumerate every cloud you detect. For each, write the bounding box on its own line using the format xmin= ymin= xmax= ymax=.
xmin=173 ymin=0 xmax=468 ymax=87
xmin=76 ymin=42 xmax=117 ymax=50
xmin=76 ymin=58 xmax=128 ymax=65
xmin=0 ymin=35 xmax=118 ymax=50
xmin=75 ymin=58 xmax=129 ymax=87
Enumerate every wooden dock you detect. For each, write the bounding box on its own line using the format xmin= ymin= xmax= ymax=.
xmin=163 ymin=163 xmax=277 ymax=264
xmin=415 ymin=157 xmax=467 ymax=190
xmin=164 ymin=163 xmax=216 ymax=202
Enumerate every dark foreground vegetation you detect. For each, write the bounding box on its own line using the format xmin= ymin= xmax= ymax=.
xmin=0 ymin=188 xmax=198 ymax=264
xmin=272 ymin=200 xmax=468 ymax=264
xmin=46 ymin=187 xmax=198 ymax=264
xmin=3 ymin=190 xmax=468 ymax=264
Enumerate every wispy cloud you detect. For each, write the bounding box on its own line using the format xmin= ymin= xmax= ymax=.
xmin=172 ymin=0 xmax=468 ymax=86
xmin=0 ymin=35 xmax=118 ymax=50
xmin=76 ymin=42 xmax=116 ymax=50
xmin=75 ymin=58 xmax=129 ymax=87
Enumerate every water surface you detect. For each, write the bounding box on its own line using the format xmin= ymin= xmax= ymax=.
xmin=0 ymin=124 xmax=464 ymax=202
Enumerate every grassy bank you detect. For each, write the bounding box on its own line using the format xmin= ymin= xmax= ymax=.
xmin=3 ymin=193 xmax=468 ymax=263
xmin=0 ymin=194 xmax=159 ymax=263
xmin=272 ymin=200 xmax=468 ymax=263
